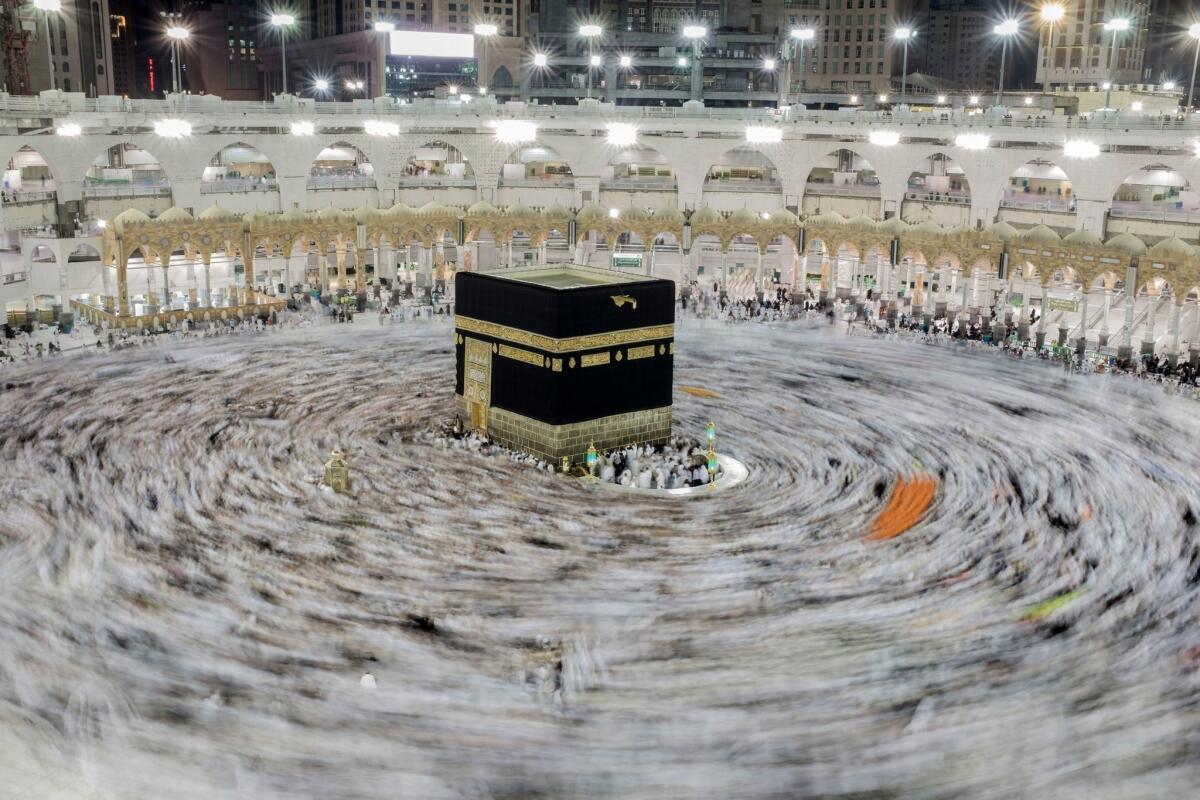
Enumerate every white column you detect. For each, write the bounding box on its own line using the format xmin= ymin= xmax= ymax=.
xmin=1077 ymin=290 xmax=1089 ymax=350
xmin=1145 ymin=295 xmax=1160 ymax=352
xmin=1121 ymin=265 xmax=1136 ymax=348
xmin=1170 ymin=301 xmax=1182 ymax=358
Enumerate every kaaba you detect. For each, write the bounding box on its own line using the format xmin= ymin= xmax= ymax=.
xmin=454 ymin=265 xmax=675 ymax=462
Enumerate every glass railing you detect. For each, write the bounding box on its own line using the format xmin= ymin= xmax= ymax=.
xmin=600 ymin=177 xmax=677 ymax=190
xmin=82 ymin=181 xmax=171 ymax=198
xmin=395 ymin=175 xmax=476 ymax=188
xmin=1000 ymin=191 xmax=1074 ymax=212
xmin=804 ymin=182 xmax=881 ymax=197
xmin=307 ymin=175 xmax=377 ymax=190
xmin=498 ymin=176 xmax=575 ymax=188
xmin=1108 ymin=201 xmax=1200 ymax=222
xmin=704 ymin=178 xmax=782 ymax=192
xmin=201 ymin=178 xmax=278 ymax=194
xmin=2 ymin=189 xmax=55 ymax=204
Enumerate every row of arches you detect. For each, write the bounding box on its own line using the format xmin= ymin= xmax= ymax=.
xmin=4 ymin=141 xmax=1198 ymax=226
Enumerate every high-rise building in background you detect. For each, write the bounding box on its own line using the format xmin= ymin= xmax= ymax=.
xmin=923 ymin=0 xmax=998 ymax=92
xmin=798 ymin=0 xmax=898 ymax=94
xmin=109 ymin=0 xmax=139 ymax=97
xmin=1141 ymin=0 xmax=1190 ymax=86
xmin=10 ymin=0 xmax=116 ymax=95
xmin=256 ymin=0 xmax=527 ymax=99
xmin=1036 ymin=0 xmax=1149 ymax=89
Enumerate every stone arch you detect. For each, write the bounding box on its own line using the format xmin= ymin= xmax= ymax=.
xmin=905 ymin=151 xmax=971 ymax=200
xmin=309 ymin=142 xmax=377 ymax=189
xmin=202 ymin=142 xmax=279 ymax=190
xmin=704 ymin=146 xmax=781 ymax=191
xmin=499 ymin=142 xmax=574 ymax=188
xmin=1001 ymin=158 xmax=1075 ymax=215
xmin=1110 ymin=163 xmax=1198 ymax=219
xmin=85 ymin=142 xmax=171 ymax=193
xmin=491 ymin=65 xmax=514 ymax=88
xmin=0 ymin=142 xmax=66 ymax=190
xmin=401 ymin=140 xmax=476 ymax=184
xmin=30 ymin=244 xmax=56 ymax=263
xmin=602 ymin=143 xmax=677 ymax=190
xmin=69 ymin=243 xmax=101 ymax=261
xmin=2 ymin=145 xmax=59 ymax=202
xmin=803 ymin=148 xmax=881 ymax=219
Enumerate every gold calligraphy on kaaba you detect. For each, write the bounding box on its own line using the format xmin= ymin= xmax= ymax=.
xmin=497 ymin=344 xmax=545 ymax=367
xmin=627 ymin=345 xmax=655 ymax=360
xmin=580 ymin=352 xmax=611 ymax=368
xmin=456 ymin=316 xmax=673 ymax=354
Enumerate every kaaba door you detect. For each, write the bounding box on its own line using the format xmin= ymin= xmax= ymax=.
xmin=463 ymin=337 xmax=492 ymax=433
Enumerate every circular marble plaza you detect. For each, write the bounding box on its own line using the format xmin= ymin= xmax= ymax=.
xmin=1 ymin=320 xmax=1198 ymax=799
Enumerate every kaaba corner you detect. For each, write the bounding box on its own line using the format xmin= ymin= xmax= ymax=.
xmin=454 ymin=265 xmax=675 ymax=462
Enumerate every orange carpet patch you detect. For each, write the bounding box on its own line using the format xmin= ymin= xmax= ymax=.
xmin=678 ymin=386 xmax=721 ymax=399
xmin=867 ymin=476 xmax=937 ymax=541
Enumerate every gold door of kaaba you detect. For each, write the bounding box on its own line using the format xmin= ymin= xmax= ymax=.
xmin=463 ymin=337 xmax=492 ymax=433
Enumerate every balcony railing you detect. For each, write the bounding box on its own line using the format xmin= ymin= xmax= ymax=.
xmin=704 ymin=178 xmax=782 ymax=193
xmin=1000 ymin=191 xmax=1075 ymax=212
xmin=2 ymin=271 xmax=27 ymax=284
xmin=82 ymin=181 xmax=171 ymax=198
xmin=905 ymin=187 xmax=971 ymax=205
xmin=600 ymin=177 xmax=677 ymax=191
xmin=804 ymin=182 xmax=881 ymax=198
xmin=2 ymin=189 xmax=55 ymax=204
xmin=307 ymin=175 xmax=377 ymax=190
xmin=395 ymin=175 xmax=477 ymax=188
xmin=498 ymin=176 xmax=575 ymax=189
xmin=201 ymin=178 xmax=278 ymax=194
xmin=1108 ymin=201 xmax=1200 ymax=222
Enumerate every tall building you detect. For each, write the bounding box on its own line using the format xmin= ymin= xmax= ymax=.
xmin=186 ymin=1 xmax=262 ymax=99
xmin=109 ymin=0 xmax=138 ymax=97
xmin=923 ymin=0 xmax=997 ymax=92
xmin=1142 ymin=0 xmax=1190 ymax=85
xmin=798 ymin=0 xmax=898 ymax=93
xmin=1037 ymin=0 xmax=1149 ymax=89
xmin=257 ymin=0 xmax=528 ymax=98
xmin=14 ymin=0 xmax=116 ymax=95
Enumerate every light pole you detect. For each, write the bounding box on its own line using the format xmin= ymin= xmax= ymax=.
xmin=32 ymin=0 xmax=61 ymax=91
xmin=790 ymin=27 xmax=815 ymax=100
xmin=1039 ymin=3 xmax=1065 ymax=95
xmin=373 ymin=21 xmax=395 ymax=97
xmin=994 ymin=19 xmax=1019 ymax=107
xmin=579 ymin=24 xmax=602 ymax=99
xmin=1188 ymin=23 xmax=1200 ymax=112
xmin=894 ymin=27 xmax=914 ymax=105
xmin=1103 ymin=17 xmax=1131 ymax=110
xmin=682 ymin=24 xmax=706 ymax=103
xmin=473 ymin=22 xmax=498 ymax=95
xmin=166 ymin=25 xmax=190 ymax=94
xmin=269 ymin=13 xmax=296 ymax=95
